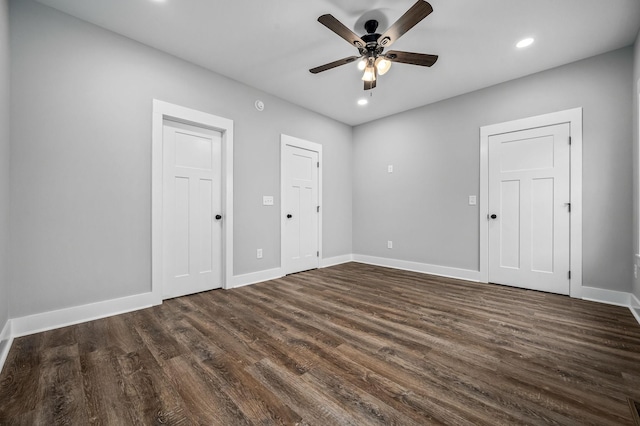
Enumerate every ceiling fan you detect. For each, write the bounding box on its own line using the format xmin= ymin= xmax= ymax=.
xmin=310 ymin=0 xmax=439 ymax=90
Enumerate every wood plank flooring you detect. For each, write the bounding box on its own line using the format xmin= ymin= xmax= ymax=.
xmin=2 ymin=262 xmax=640 ymax=425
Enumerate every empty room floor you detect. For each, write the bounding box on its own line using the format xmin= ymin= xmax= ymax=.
xmin=1 ymin=262 xmax=640 ymax=425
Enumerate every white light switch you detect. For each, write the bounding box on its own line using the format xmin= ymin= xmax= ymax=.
xmin=468 ymin=195 xmax=477 ymax=206
xmin=263 ymin=196 xmax=274 ymax=206
xmin=257 ymin=248 xmax=263 ymax=259
xmin=388 ymin=165 xmax=393 ymax=173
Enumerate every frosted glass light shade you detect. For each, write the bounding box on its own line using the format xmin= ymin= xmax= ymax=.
xmin=362 ymin=65 xmax=376 ymax=81
xmin=375 ymin=57 xmax=391 ymax=75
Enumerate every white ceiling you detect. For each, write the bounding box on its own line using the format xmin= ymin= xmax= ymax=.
xmin=35 ymin=0 xmax=640 ymax=126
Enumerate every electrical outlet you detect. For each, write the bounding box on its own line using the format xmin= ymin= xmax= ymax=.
xmin=263 ymin=196 xmax=274 ymax=206
xmin=387 ymin=240 xmax=393 ymax=249
xmin=257 ymin=248 xmax=263 ymax=259
xmin=469 ymin=195 xmax=477 ymax=206
xmin=388 ymin=165 xmax=393 ymax=173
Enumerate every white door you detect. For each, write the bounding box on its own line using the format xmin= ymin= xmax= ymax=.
xmin=283 ymin=144 xmax=319 ymax=275
xmin=162 ymin=120 xmax=222 ymax=299
xmin=488 ymin=123 xmax=571 ymax=294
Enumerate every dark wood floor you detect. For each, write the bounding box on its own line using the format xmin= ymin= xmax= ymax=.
xmin=1 ymin=262 xmax=640 ymax=425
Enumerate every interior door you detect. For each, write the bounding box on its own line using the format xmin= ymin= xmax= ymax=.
xmin=162 ymin=120 xmax=222 ymax=299
xmin=488 ymin=123 xmax=571 ymax=294
xmin=283 ymin=144 xmax=319 ymax=275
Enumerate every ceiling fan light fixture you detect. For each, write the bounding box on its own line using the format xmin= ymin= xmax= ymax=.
xmin=357 ymin=58 xmax=367 ymax=71
xmin=362 ymin=56 xmax=377 ymax=81
xmin=362 ymin=65 xmax=376 ymax=82
xmin=375 ymin=57 xmax=391 ymax=75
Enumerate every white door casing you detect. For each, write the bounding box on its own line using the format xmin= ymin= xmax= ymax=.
xmin=480 ymin=108 xmax=582 ymax=298
xmin=637 ymin=78 xmax=640 ymax=258
xmin=162 ymin=121 xmax=222 ymax=299
xmin=281 ymin=135 xmax=322 ymax=275
xmin=488 ymin=123 xmax=570 ymax=294
xmin=152 ymin=100 xmax=233 ymax=304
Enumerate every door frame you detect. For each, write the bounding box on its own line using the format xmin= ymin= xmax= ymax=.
xmin=479 ymin=108 xmax=583 ymax=298
xmin=152 ymin=99 xmax=234 ymax=304
xmin=280 ymin=134 xmax=322 ymax=274
xmin=637 ymin=77 xmax=640 ymax=259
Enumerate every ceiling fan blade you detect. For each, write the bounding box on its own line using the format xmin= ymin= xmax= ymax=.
xmin=385 ymin=50 xmax=438 ymax=67
xmin=318 ymin=14 xmax=366 ymax=50
xmin=364 ymin=79 xmax=376 ymax=90
xmin=377 ymin=1 xmax=433 ymax=48
xmin=310 ymin=56 xmax=361 ymax=74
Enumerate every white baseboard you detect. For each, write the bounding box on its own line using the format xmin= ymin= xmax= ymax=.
xmin=353 ymin=254 xmax=481 ymax=282
xmin=320 ymin=254 xmax=354 ymax=268
xmin=228 ymin=267 xmax=283 ymax=289
xmin=0 ymin=318 xmax=10 ymax=342
xmin=581 ymin=286 xmax=631 ymax=308
xmin=0 ymin=319 xmax=13 ymax=373
xmin=227 ymin=254 xmax=355 ymax=289
xmin=582 ymin=287 xmax=640 ymax=326
xmin=631 ymin=293 xmax=640 ymax=325
xmin=11 ymin=292 xmax=156 ymax=338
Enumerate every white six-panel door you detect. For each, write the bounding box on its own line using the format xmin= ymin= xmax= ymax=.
xmin=282 ymin=143 xmax=319 ymax=275
xmin=162 ymin=120 xmax=222 ymax=299
xmin=488 ymin=123 xmax=571 ymax=294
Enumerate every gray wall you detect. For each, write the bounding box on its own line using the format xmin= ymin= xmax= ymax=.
xmin=5 ymin=0 xmax=637 ymax=321
xmin=353 ymin=47 xmax=634 ymax=292
xmin=633 ymin=31 xmax=640 ymax=300
xmin=0 ymin=0 xmax=9 ymax=332
xmin=9 ymin=0 xmax=352 ymax=318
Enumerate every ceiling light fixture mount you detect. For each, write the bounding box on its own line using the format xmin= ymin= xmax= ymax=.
xmin=310 ymin=0 xmax=439 ymax=91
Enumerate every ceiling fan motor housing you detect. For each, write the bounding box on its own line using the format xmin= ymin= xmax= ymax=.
xmin=362 ymin=20 xmax=382 ymax=52
xmin=364 ymin=19 xmax=379 ymax=34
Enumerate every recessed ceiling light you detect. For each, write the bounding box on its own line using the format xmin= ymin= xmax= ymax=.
xmin=516 ymin=37 xmax=534 ymax=49
xmin=357 ymin=99 xmax=368 ymax=106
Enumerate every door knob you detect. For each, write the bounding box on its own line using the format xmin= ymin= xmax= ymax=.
xmin=286 ymin=214 xmax=292 ymax=219
xmin=215 ymin=214 xmax=222 ymax=220
xmin=490 ymin=214 xmax=497 ymax=219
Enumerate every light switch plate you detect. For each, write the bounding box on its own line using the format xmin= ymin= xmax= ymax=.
xmin=469 ymin=195 xmax=477 ymax=206
xmin=263 ymin=196 xmax=274 ymax=206
xmin=388 ymin=165 xmax=393 ymax=173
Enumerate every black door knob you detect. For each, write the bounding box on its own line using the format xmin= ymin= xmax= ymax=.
xmin=215 ymin=214 xmax=222 ymax=220
xmin=287 ymin=214 xmax=292 ymax=219
xmin=490 ymin=214 xmax=497 ymax=219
